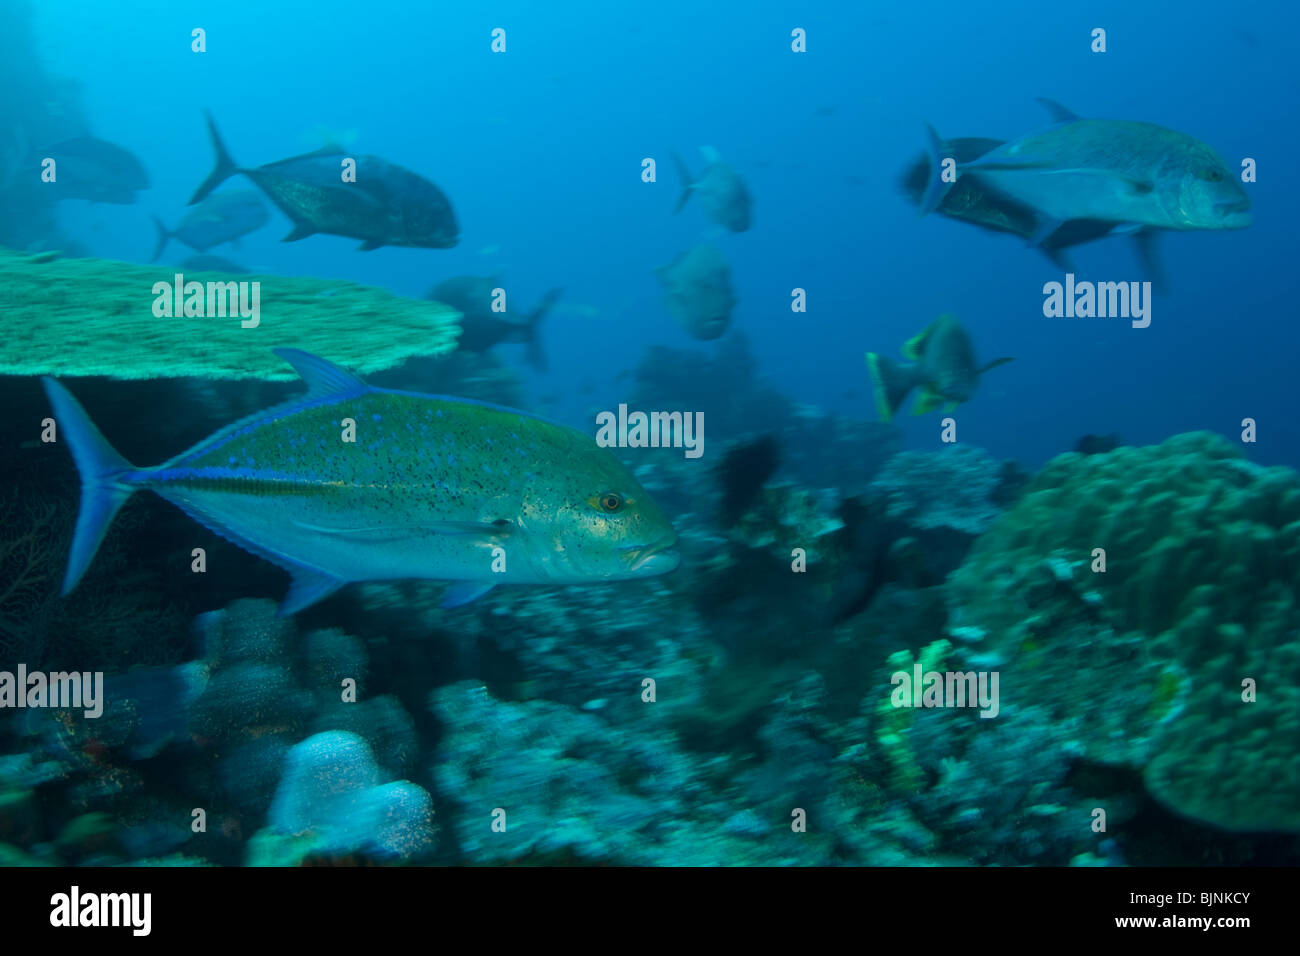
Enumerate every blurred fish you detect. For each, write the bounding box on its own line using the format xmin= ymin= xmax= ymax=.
xmin=178 ymin=254 xmax=249 ymax=274
xmin=903 ymin=132 xmax=1166 ymax=282
xmin=429 ymin=276 xmax=562 ymax=372
xmin=866 ymin=315 xmax=1013 ymax=421
xmin=922 ymin=100 xmax=1251 ymax=239
xmin=672 ymin=146 xmax=752 ymax=232
xmin=718 ymin=434 xmax=780 ymax=527
xmin=151 ymin=189 xmax=269 ymax=261
xmin=42 ymin=349 xmax=677 ymax=614
xmin=30 ymin=136 xmax=149 ymax=203
xmin=656 ymin=243 xmax=736 ymax=341
xmin=1074 ymin=433 xmax=1125 ymax=455
xmin=190 ymin=113 xmax=459 ymax=250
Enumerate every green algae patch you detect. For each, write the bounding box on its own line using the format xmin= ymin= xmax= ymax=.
xmin=0 ymin=249 xmax=461 ymax=380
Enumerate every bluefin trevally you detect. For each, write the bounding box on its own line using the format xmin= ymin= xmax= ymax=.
xmin=189 ymin=113 xmax=459 ymax=251
xmin=428 ymin=276 xmax=562 ymax=372
xmin=866 ymin=315 xmax=1013 ymax=422
xmin=42 ymin=350 xmax=679 ymax=615
xmin=922 ymin=100 xmax=1251 ymax=242
xmin=151 ymin=189 xmax=269 ymax=261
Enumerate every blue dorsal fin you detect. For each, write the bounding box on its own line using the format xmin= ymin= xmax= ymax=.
xmin=1036 ymin=97 xmax=1081 ymax=123
xmin=273 ymin=348 xmax=368 ymax=396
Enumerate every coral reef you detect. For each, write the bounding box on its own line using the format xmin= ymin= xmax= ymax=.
xmin=0 ymin=248 xmax=461 ymax=380
xmin=947 ymin=433 xmax=1300 ymax=833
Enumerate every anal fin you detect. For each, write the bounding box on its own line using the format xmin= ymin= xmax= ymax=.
xmin=440 ymin=581 xmax=497 ymax=609
xmin=280 ymin=567 xmax=346 ymax=616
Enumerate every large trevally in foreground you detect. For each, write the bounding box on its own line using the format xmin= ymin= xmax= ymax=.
xmin=43 ymin=350 xmax=678 ymax=614
xmin=922 ymin=100 xmax=1251 ymax=241
xmin=189 ymin=113 xmax=459 ymax=250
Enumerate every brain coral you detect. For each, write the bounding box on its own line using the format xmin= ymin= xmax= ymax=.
xmin=946 ymin=432 xmax=1300 ymax=833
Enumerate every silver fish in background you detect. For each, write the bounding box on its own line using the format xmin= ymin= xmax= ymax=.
xmin=428 ymin=275 xmax=563 ymax=371
xmin=28 ymin=135 xmax=149 ymax=203
xmin=866 ymin=315 xmax=1013 ymax=421
xmin=903 ymin=132 xmax=1166 ymax=285
xmin=42 ymin=349 xmax=678 ymax=615
xmin=923 ymin=100 xmax=1251 ymax=242
xmin=656 ymin=243 xmax=736 ymax=341
xmin=190 ymin=112 xmax=459 ymax=251
xmin=673 ymin=146 xmax=752 ymax=232
xmin=151 ymin=189 xmax=269 ymax=261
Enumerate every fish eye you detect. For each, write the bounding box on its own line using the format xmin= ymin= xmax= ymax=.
xmin=1198 ymin=167 xmax=1224 ymax=182
xmin=589 ymin=492 xmax=632 ymax=513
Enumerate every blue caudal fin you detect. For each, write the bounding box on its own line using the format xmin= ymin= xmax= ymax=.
xmin=149 ymin=215 xmax=172 ymax=263
xmin=918 ymin=124 xmax=952 ymax=216
xmin=188 ymin=111 xmax=239 ymax=206
xmin=40 ymin=378 xmax=140 ymax=595
xmin=671 ymin=152 xmax=695 ymax=214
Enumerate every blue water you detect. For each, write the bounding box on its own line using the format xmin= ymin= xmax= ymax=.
xmin=38 ymin=0 xmax=1298 ymax=468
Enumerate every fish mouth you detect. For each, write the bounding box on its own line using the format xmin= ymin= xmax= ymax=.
xmin=622 ymin=533 xmax=680 ymax=573
xmin=1214 ymin=199 xmax=1251 ymax=224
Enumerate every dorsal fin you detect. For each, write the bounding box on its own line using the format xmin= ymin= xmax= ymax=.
xmin=273 ymin=348 xmax=367 ymax=396
xmin=1036 ymin=97 xmax=1081 ymax=123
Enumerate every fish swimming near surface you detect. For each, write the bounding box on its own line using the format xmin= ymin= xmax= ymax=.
xmin=656 ymin=243 xmax=737 ymax=341
xmin=190 ymin=113 xmax=459 ymax=251
xmin=29 ymin=136 xmax=149 ymax=203
xmin=866 ymin=315 xmax=1013 ymax=422
xmin=673 ymin=146 xmax=752 ymax=232
xmin=178 ymin=254 xmax=250 ymax=274
xmin=428 ymin=275 xmax=562 ymax=371
xmin=921 ymin=100 xmax=1251 ymax=241
xmin=151 ymin=189 xmax=269 ymax=261
xmin=42 ymin=349 xmax=679 ymax=615
xmin=903 ymin=133 xmax=1166 ymax=285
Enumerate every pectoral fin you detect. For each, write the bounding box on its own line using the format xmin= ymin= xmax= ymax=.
xmin=912 ymin=387 xmax=945 ymax=415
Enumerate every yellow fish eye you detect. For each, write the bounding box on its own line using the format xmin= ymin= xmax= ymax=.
xmin=589 ymin=492 xmax=633 ymax=513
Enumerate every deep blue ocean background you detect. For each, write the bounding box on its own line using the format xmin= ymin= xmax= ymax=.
xmin=35 ymin=0 xmax=1298 ymax=469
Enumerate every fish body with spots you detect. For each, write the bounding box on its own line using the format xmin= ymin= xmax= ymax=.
xmin=42 ymin=350 xmax=678 ymax=614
